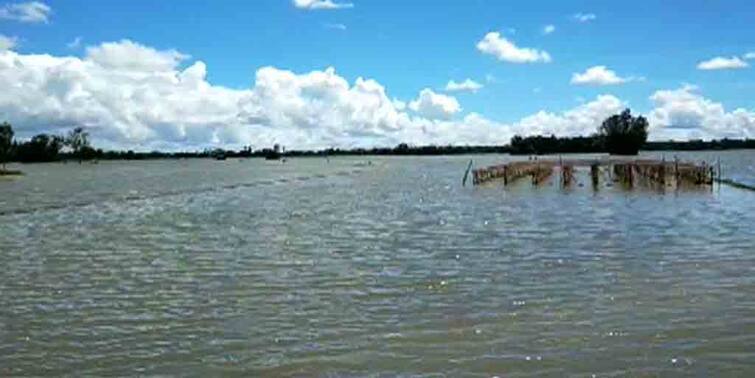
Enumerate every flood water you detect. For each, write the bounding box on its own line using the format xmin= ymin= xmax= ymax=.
xmin=1 ymin=151 xmax=754 ymax=376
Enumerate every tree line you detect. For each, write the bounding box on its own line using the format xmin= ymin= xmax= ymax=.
xmin=0 ymin=123 xmax=94 ymax=165
xmin=2 ymin=109 xmax=755 ymax=166
xmin=509 ymin=109 xmax=755 ymax=155
xmin=510 ymin=109 xmax=649 ymax=155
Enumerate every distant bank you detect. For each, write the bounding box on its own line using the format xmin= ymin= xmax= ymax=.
xmin=2 ymin=112 xmax=755 ymax=164
xmin=508 ymin=135 xmax=755 ymax=156
xmin=3 ymin=138 xmax=755 ymax=163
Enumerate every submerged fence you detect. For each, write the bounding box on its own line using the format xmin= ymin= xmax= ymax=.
xmin=471 ymin=158 xmax=718 ymax=190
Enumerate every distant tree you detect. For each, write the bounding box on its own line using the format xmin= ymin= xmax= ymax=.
xmin=395 ymin=143 xmax=410 ymax=155
xmin=0 ymin=122 xmax=13 ymax=169
xmin=16 ymin=134 xmax=65 ymax=162
xmin=79 ymin=145 xmax=101 ymax=160
xmin=66 ymin=127 xmax=90 ymax=162
xmin=598 ymin=108 xmax=648 ymax=155
xmin=509 ymin=134 xmax=603 ymax=155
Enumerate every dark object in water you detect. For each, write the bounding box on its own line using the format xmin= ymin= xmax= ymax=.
xmin=717 ymin=178 xmax=755 ymax=192
xmin=462 ymin=159 xmax=473 ymax=186
xmin=214 ymin=153 xmax=227 ymax=161
xmin=590 ymin=163 xmax=600 ymax=189
xmin=0 ymin=169 xmax=23 ymax=176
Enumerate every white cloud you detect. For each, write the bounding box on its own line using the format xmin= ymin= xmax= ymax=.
xmin=0 ymin=42 xmax=484 ymax=149
xmin=573 ymin=13 xmax=596 ymax=23
xmin=66 ymin=36 xmax=82 ymax=49
xmin=0 ymin=1 xmax=50 ymax=23
xmin=85 ymin=39 xmax=189 ymax=72
xmin=511 ymin=94 xmax=625 ymax=137
xmin=1 ymin=40 xmax=752 ymax=150
xmin=476 ymin=32 xmax=552 ymax=64
xmin=571 ymin=65 xmax=632 ymax=86
xmin=0 ymin=42 xmax=241 ymax=149
xmin=323 ymin=23 xmax=346 ymax=30
xmin=293 ymin=0 xmax=353 ymax=10
xmin=391 ymin=98 xmax=406 ymax=111
xmin=696 ymin=56 xmax=749 ymax=70
xmin=649 ymin=85 xmax=755 ymax=139
xmin=409 ymin=89 xmax=461 ymax=120
xmin=0 ymin=34 xmax=17 ymax=51
xmin=444 ymin=79 xmax=483 ymax=93
xmin=543 ymin=24 xmax=555 ymax=35
xmin=744 ymin=52 xmax=755 ymax=60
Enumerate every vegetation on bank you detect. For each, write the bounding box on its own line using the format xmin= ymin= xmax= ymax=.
xmin=510 ymin=109 xmax=649 ymax=155
xmin=509 ymin=136 xmax=755 ymax=155
xmin=1 ymin=124 xmax=95 ymax=164
xmin=1 ymin=109 xmax=754 ymax=164
xmin=599 ymin=109 xmax=649 ymax=155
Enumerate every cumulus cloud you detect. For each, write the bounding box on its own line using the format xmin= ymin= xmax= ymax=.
xmin=696 ymin=56 xmax=749 ymax=70
xmin=0 ymin=34 xmax=17 ymax=51
xmin=0 ymin=1 xmax=50 ymax=23
xmin=511 ymin=94 xmax=625 ymax=137
xmin=0 ymin=39 xmax=626 ymax=149
xmin=0 ymin=43 xmax=244 ymax=149
xmin=649 ymin=85 xmax=755 ymax=139
xmin=85 ymin=40 xmax=190 ymax=72
xmin=293 ymin=0 xmax=353 ymax=10
xmin=1 ymin=39 xmax=752 ymax=150
xmin=444 ymin=79 xmax=483 ymax=93
xmin=542 ymin=24 xmax=555 ymax=35
xmin=239 ymin=66 xmax=415 ymax=146
xmin=476 ymin=32 xmax=552 ymax=63
xmin=573 ymin=13 xmax=596 ymax=23
xmin=571 ymin=65 xmax=634 ymax=86
xmin=409 ymin=89 xmax=461 ymax=120
xmin=0 ymin=41 xmax=485 ymax=149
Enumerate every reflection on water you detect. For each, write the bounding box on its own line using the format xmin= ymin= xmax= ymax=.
xmin=1 ymin=152 xmax=754 ymax=376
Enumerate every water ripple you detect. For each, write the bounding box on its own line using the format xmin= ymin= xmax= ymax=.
xmin=1 ymin=154 xmax=754 ymax=375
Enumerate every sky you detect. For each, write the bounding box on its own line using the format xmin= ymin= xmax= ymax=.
xmin=0 ymin=0 xmax=754 ymax=150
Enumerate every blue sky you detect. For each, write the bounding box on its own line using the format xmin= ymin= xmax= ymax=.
xmin=1 ymin=0 xmax=754 ymax=149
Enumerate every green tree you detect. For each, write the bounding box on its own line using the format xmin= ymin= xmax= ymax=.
xmin=598 ymin=108 xmax=648 ymax=155
xmin=0 ymin=122 xmax=13 ymax=169
xmin=16 ymin=134 xmax=65 ymax=162
xmin=395 ymin=143 xmax=410 ymax=155
xmin=66 ymin=127 xmax=90 ymax=162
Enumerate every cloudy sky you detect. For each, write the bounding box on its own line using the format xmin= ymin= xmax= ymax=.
xmin=0 ymin=0 xmax=754 ymax=150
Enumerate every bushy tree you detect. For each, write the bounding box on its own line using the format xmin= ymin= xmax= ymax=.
xmin=66 ymin=127 xmax=90 ymax=162
xmin=598 ymin=108 xmax=648 ymax=155
xmin=16 ymin=134 xmax=64 ymax=162
xmin=0 ymin=122 xmax=13 ymax=169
